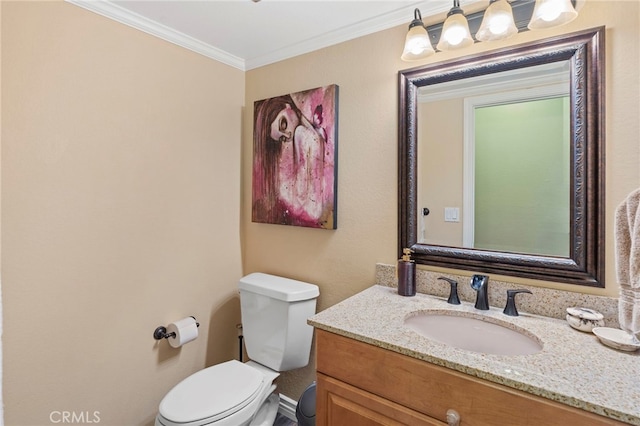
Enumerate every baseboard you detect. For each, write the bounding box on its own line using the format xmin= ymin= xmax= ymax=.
xmin=278 ymin=393 xmax=297 ymax=420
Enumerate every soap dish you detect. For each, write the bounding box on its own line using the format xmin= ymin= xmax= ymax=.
xmin=592 ymin=327 xmax=640 ymax=352
xmin=565 ymin=307 xmax=604 ymax=332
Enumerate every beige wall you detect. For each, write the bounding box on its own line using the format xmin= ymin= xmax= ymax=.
xmin=2 ymin=2 xmax=244 ymax=425
xmin=244 ymin=1 xmax=640 ymax=400
xmin=419 ymin=98 xmax=464 ymax=246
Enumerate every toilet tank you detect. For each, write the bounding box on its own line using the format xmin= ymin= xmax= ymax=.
xmin=239 ymin=273 xmax=319 ymax=372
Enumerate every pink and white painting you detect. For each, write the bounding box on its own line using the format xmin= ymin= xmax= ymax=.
xmin=252 ymin=85 xmax=338 ymax=229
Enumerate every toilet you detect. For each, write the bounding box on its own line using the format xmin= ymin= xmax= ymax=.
xmin=155 ymin=273 xmax=319 ymax=426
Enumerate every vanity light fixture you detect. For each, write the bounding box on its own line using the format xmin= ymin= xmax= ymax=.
xmin=400 ymin=8 xmax=435 ymax=61
xmin=400 ymin=0 xmax=580 ymax=61
xmin=528 ymin=0 xmax=578 ymax=30
xmin=436 ymin=0 xmax=474 ymax=52
xmin=476 ymin=0 xmax=518 ymax=42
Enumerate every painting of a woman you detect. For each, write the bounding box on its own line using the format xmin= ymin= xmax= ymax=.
xmin=252 ymin=85 xmax=338 ymax=229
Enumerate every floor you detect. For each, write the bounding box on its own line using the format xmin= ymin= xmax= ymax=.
xmin=274 ymin=412 xmax=297 ymax=426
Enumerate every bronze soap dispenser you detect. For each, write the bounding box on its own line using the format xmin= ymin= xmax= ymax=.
xmin=397 ymin=248 xmax=416 ymax=296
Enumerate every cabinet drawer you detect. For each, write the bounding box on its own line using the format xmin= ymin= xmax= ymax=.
xmin=316 ymin=329 xmax=622 ymax=426
xmin=317 ymin=373 xmax=445 ymax=426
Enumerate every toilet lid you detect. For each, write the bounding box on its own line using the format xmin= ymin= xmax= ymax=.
xmin=159 ymin=360 xmax=265 ymax=424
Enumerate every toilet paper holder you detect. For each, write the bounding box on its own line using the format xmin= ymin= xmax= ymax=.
xmin=153 ymin=316 xmax=199 ymax=341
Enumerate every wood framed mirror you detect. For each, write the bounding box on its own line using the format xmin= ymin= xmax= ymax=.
xmin=398 ymin=27 xmax=605 ymax=287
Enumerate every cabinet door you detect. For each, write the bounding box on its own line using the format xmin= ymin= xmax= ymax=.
xmin=316 ymin=330 xmax=625 ymax=426
xmin=317 ymin=373 xmax=446 ymax=426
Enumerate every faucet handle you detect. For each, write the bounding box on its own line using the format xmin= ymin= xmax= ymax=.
xmin=503 ymin=289 xmax=532 ymax=316
xmin=438 ymin=277 xmax=460 ymax=305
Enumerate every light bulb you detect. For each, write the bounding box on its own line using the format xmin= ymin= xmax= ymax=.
xmin=488 ymin=12 xmax=511 ymax=35
xmin=436 ymin=8 xmax=473 ymax=51
xmin=407 ymin=32 xmax=430 ymax=54
xmin=401 ymin=11 xmax=434 ymax=61
xmin=476 ymin=0 xmax=518 ymax=42
xmin=538 ymin=2 xmax=562 ymax=22
xmin=528 ymin=0 xmax=578 ymax=30
xmin=445 ymin=25 xmax=467 ymax=46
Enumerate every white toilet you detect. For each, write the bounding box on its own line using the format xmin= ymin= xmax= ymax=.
xmin=155 ymin=273 xmax=319 ymax=426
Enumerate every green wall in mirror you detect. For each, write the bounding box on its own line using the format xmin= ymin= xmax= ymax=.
xmin=474 ymin=97 xmax=570 ymax=256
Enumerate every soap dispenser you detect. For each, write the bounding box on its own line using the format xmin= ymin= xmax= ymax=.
xmin=397 ymin=248 xmax=416 ymax=297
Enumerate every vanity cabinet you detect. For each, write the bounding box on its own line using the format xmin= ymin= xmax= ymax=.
xmin=315 ymin=329 xmax=623 ymax=426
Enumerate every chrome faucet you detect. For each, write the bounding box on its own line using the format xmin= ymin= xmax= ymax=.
xmin=470 ymin=275 xmax=490 ymax=310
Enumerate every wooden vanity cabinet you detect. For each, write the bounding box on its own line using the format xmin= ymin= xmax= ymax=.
xmin=315 ymin=329 xmax=624 ymax=426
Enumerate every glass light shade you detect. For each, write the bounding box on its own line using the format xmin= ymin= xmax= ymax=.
xmin=401 ymin=25 xmax=435 ymax=61
xmin=476 ymin=0 xmax=518 ymax=42
xmin=436 ymin=12 xmax=474 ymax=51
xmin=528 ymin=0 xmax=578 ymax=30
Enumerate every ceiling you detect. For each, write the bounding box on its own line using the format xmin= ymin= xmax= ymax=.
xmin=66 ymin=0 xmax=468 ymax=71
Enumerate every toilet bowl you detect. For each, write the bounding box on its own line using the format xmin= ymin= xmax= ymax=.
xmin=155 ymin=273 xmax=319 ymax=426
xmin=155 ymin=361 xmax=279 ymax=426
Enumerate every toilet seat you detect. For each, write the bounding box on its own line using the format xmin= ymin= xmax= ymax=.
xmin=158 ymin=360 xmax=265 ymax=426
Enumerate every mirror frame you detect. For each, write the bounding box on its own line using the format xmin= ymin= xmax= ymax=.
xmin=398 ymin=27 xmax=605 ymax=287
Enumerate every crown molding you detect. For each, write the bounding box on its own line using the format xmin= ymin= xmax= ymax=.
xmin=244 ymin=2 xmax=453 ymax=70
xmin=66 ymin=0 xmax=246 ymax=70
xmin=66 ymin=0 xmax=456 ymax=71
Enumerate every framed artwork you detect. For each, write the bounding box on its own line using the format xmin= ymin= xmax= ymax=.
xmin=252 ymin=85 xmax=339 ymax=229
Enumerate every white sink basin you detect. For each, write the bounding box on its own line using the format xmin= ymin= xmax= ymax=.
xmin=405 ymin=312 xmax=543 ymax=356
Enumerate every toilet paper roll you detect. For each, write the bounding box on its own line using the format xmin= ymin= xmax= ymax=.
xmin=166 ymin=317 xmax=198 ymax=348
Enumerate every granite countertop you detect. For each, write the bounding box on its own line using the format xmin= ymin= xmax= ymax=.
xmin=308 ymin=285 xmax=640 ymax=425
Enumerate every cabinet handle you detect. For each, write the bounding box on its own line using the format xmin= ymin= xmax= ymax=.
xmin=446 ymin=409 xmax=461 ymax=426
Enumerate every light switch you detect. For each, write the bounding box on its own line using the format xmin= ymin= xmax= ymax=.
xmin=444 ymin=207 xmax=460 ymax=222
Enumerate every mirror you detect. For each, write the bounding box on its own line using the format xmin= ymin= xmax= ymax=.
xmin=418 ymin=61 xmax=571 ymax=257
xmin=399 ymin=27 xmax=605 ymax=287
